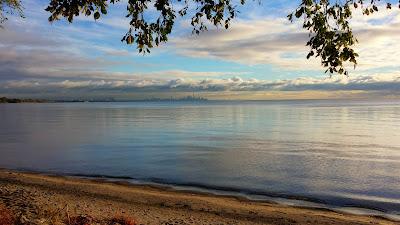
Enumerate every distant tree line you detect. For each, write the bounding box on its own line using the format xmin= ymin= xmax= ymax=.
xmin=0 ymin=97 xmax=48 ymax=103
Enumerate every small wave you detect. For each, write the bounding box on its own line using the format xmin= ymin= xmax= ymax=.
xmin=68 ymin=173 xmax=134 ymax=180
xmin=66 ymin=173 xmax=400 ymax=218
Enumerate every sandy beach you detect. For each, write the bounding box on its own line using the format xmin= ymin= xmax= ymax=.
xmin=0 ymin=169 xmax=398 ymax=225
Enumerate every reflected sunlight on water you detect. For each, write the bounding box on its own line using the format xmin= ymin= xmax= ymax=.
xmin=1 ymin=100 xmax=400 ymax=218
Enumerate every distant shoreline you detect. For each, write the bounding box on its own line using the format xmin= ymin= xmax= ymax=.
xmin=2 ymin=97 xmax=399 ymax=104
xmin=0 ymin=168 xmax=398 ymax=225
xmin=0 ymin=96 xmax=208 ymax=103
xmin=0 ymin=97 xmax=49 ymax=103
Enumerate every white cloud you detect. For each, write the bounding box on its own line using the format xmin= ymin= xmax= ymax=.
xmin=2 ymin=73 xmax=400 ymax=96
xmin=171 ymin=17 xmax=318 ymax=69
xmin=171 ymin=10 xmax=400 ymax=72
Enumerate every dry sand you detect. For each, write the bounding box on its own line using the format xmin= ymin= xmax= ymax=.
xmin=0 ymin=169 xmax=398 ymax=225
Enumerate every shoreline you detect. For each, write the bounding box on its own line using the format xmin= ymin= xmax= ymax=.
xmin=9 ymin=168 xmax=400 ymax=221
xmin=0 ymin=169 xmax=398 ymax=225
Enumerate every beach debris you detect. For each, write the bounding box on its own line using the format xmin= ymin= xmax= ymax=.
xmin=33 ymin=218 xmax=49 ymax=225
xmin=67 ymin=215 xmax=94 ymax=225
xmin=161 ymin=218 xmax=191 ymax=225
xmin=19 ymin=214 xmax=30 ymax=224
xmin=110 ymin=215 xmax=137 ymax=225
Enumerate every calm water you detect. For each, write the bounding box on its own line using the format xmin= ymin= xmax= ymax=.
xmin=1 ymin=100 xmax=400 ymax=218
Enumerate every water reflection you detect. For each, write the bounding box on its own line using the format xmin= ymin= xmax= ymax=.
xmin=1 ymin=100 xmax=400 ymax=216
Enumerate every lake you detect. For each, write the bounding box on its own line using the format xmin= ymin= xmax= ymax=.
xmin=1 ymin=100 xmax=400 ymax=219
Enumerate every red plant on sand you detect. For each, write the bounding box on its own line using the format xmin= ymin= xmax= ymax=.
xmin=67 ymin=215 xmax=94 ymax=225
xmin=111 ymin=215 xmax=137 ymax=225
xmin=0 ymin=204 xmax=15 ymax=225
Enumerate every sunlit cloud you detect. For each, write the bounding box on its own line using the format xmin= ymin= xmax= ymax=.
xmin=2 ymin=73 xmax=400 ymax=97
xmin=172 ymin=10 xmax=400 ymax=72
xmin=171 ymin=17 xmax=316 ymax=69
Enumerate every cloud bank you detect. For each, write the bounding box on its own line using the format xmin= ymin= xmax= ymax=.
xmin=172 ymin=10 xmax=400 ymax=72
xmin=2 ymin=74 xmax=400 ymax=97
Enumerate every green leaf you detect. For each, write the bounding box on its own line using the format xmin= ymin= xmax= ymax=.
xmin=94 ymin=12 xmax=100 ymax=20
xmin=126 ymin=35 xmax=133 ymax=44
xmin=101 ymin=5 xmax=107 ymax=14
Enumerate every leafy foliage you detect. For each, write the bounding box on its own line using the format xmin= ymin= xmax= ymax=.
xmin=0 ymin=0 xmax=23 ymax=27
xmin=45 ymin=0 xmax=245 ymax=54
xmin=288 ymin=0 xmax=398 ymax=75
xmin=1 ymin=0 xmax=399 ymax=74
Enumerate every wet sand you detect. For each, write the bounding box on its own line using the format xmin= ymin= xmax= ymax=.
xmin=0 ymin=169 xmax=398 ymax=225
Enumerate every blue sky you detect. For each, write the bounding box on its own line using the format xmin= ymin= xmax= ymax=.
xmin=1 ymin=0 xmax=400 ymax=100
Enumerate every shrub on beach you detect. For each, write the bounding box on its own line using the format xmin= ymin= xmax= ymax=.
xmin=67 ymin=215 xmax=94 ymax=225
xmin=110 ymin=215 xmax=137 ymax=225
xmin=0 ymin=204 xmax=15 ymax=225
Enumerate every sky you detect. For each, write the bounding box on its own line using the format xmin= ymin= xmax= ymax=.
xmin=1 ymin=0 xmax=400 ymax=100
